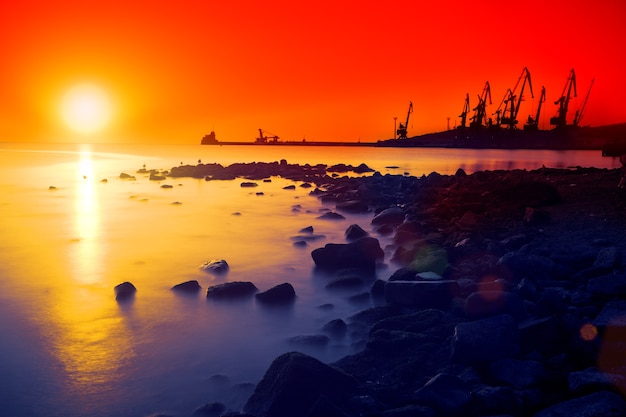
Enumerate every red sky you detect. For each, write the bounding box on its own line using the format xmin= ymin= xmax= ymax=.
xmin=1 ymin=0 xmax=625 ymax=143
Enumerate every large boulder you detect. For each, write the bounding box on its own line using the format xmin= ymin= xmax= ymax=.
xmin=311 ymin=237 xmax=383 ymax=272
xmin=371 ymin=207 xmax=405 ymax=226
xmin=533 ymin=391 xmax=626 ymax=417
xmin=206 ymin=281 xmax=258 ymax=299
xmin=255 ymin=283 xmax=296 ymax=305
xmin=385 ymin=280 xmax=461 ymax=308
xmin=464 ymin=290 xmax=527 ymax=321
xmin=243 ymin=352 xmax=357 ymax=417
xmin=451 ymin=314 xmax=520 ymax=364
xmin=114 ymin=282 xmax=136 ymax=301
xmin=171 ymin=280 xmax=201 ymax=293
xmin=413 ymin=373 xmax=471 ymax=416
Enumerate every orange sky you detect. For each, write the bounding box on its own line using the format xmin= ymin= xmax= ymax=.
xmin=1 ymin=0 xmax=625 ymax=144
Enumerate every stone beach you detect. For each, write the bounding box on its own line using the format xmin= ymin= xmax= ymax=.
xmin=159 ymin=161 xmax=626 ymax=417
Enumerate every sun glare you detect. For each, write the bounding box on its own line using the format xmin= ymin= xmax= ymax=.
xmin=61 ymin=84 xmax=112 ymax=134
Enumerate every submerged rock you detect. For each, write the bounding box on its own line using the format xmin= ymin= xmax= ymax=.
xmin=199 ymin=259 xmax=230 ymax=274
xmin=114 ymin=281 xmax=136 ymax=301
xmin=255 ymin=283 xmax=296 ymax=305
xmin=243 ymin=352 xmax=357 ymax=417
xmin=311 ymin=237 xmax=383 ymax=272
xmin=171 ymin=280 xmax=201 ymax=293
xmin=206 ymin=281 xmax=258 ymax=299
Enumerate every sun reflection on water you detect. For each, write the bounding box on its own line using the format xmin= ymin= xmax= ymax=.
xmin=71 ymin=148 xmax=102 ymax=284
xmin=50 ymin=148 xmax=136 ymax=402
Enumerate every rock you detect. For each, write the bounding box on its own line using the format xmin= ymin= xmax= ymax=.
xmin=240 ymin=182 xmax=258 ymax=187
xmin=317 ymin=211 xmax=346 ymax=220
xmin=119 ymin=172 xmax=135 ymax=179
xmin=470 ymin=385 xmax=522 ymax=416
xmin=243 ymin=352 xmax=357 ymax=417
xmin=150 ymin=172 xmax=166 ymax=181
xmin=451 ymin=314 xmax=520 ymax=364
xmin=409 ymin=245 xmax=449 ymax=275
xmin=336 ymin=200 xmax=369 ymax=213
xmin=171 ymin=280 xmax=201 ymax=293
xmin=190 ymin=402 xmax=226 ymax=417
xmin=379 ymin=405 xmax=436 ymax=417
xmin=587 ymin=273 xmax=626 ymax=296
xmin=388 ymin=267 xmax=418 ymax=281
xmin=569 ymin=367 xmax=626 ymax=393
xmin=464 ymin=291 xmax=527 ymax=321
xmin=255 ymin=283 xmax=296 ymax=304
xmin=114 ymin=281 xmax=136 ymax=300
xmin=533 ymin=391 xmax=626 ymax=417
xmin=322 ymin=319 xmax=347 ymax=338
xmin=489 ymin=358 xmax=547 ymax=389
xmin=283 ymin=184 xmax=296 ymax=190
xmin=498 ymin=252 xmax=555 ymax=282
xmin=344 ymin=224 xmax=369 ymax=241
xmin=592 ymin=246 xmax=622 ymax=272
xmin=206 ymin=281 xmax=258 ymax=299
xmin=371 ymin=207 xmax=405 ymax=226
xmin=199 ymin=259 xmax=230 ymax=274
xmin=311 ymin=237 xmax=383 ymax=272
xmin=412 ymin=373 xmax=471 ymax=416
xmin=299 ymin=225 xmax=314 ymax=233
xmin=370 ymin=309 xmax=444 ymax=334
xmin=385 ymin=280 xmax=461 ymax=308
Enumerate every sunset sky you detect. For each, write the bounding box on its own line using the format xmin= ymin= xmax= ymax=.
xmin=1 ymin=0 xmax=625 ymax=144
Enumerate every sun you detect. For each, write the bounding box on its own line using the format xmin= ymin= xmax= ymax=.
xmin=60 ymin=83 xmax=112 ymax=134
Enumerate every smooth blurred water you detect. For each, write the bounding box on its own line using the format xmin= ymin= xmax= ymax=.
xmin=0 ymin=143 xmax=619 ymax=417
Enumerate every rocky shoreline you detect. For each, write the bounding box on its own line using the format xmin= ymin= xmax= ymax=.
xmin=157 ymin=162 xmax=626 ymax=417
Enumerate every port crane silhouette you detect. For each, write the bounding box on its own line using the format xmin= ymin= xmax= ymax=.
xmin=498 ymin=67 xmax=534 ymax=129
xmin=396 ymin=101 xmax=413 ymax=139
xmin=550 ymin=69 xmax=577 ymax=127
xmin=524 ymin=86 xmax=546 ymax=131
xmin=470 ymin=82 xmax=492 ymax=128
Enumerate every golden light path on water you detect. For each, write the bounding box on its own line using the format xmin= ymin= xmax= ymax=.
xmin=50 ymin=147 xmax=136 ymax=399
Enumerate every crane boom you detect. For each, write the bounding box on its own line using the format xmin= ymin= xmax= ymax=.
xmin=573 ymin=78 xmax=594 ymax=127
xmin=500 ymin=67 xmax=534 ymax=129
xmin=396 ymin=101 xmax=413 ymax=139
xmin=459 ymin=94 xmax=470 ymax=128
xmin=550 ymin=69 xmax=577 ymax=127
xmin=470 ymin=82 xmax=491 ymax=128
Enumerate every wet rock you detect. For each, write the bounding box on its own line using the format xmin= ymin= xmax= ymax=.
xmin=344 ymin=224 xmax=369 ymax=241
xmin=371 ymin=207 xmax=405 ymax=226
xmin=412 ymin=373 xmax=471 ymax=416
xmin=370 ymin=309 xmax=444 ymax=334
xmin=119 ymin=172 xmax=135 ymax=179
xmin=592 ymin=246 xmax=622 ymax=272
xmin=311 ymin=237 xmax=383 ymax=272
xmin=451 ymin=314 xmax=520 ymax=365
xmin=533 ymin=391 xmax=626 ymax=417
xmin=336 ymin=200 xmax=369 ymax=213
xmin=190 ymin=402 xmax=226 ymax=417
xmin=568 ymin=367 xmax=626 ymax=393
xmin=317 ymin=211 xmax=346 ymax=220
xmin=409 ymin=244 xmax=449 ymax=275
xmin=240 ymin=182 xmax=258 ymax=188
xmin=282 ymin=184 xmax=296 ymax=190
xmin=489 ymin=358 xmax=547 ymax=389
xmin=385 ymin=280 xmax=461 ymax=308
xmin=469 ymin=385 xmax=522 ymax=416
xmin=199 ymin=259 xmax=230 ymax=274
xmin=586 ymin=273 xmax=626 ymax=296
xmin=464 ymin=291 xmax=527 ymax=321
xmin=322 ymin=319 xmax=347 ymax=338
xmin=255 ymin=283 xmax=296 ymax=305
xmin=243 ymin=352 xmax=357 ymax=417
xmin=299 ymin=225 xmax=314 ymax=233
xmin=171 ymin=280 xmax=201 ymax=293
xmin=206 ymin=281 xmax=258 ymax=299
xmin=114 ymin=281 xmax=136 ymax=300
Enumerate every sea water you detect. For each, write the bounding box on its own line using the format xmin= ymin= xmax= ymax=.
xmin=0 ymin=143 xmax=620 ymax=417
